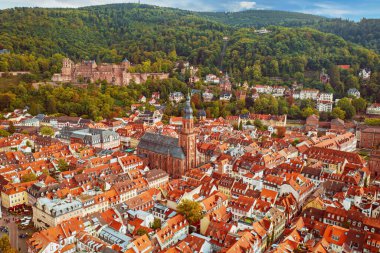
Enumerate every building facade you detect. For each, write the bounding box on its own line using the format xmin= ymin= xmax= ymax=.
xmin=360 ymin=127 xmax=380 ymax=149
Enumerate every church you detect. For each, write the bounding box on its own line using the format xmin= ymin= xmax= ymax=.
xmin=137 ymin=94 xmax=197 ymax=178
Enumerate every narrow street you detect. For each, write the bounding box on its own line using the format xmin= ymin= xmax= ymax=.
xmin=0 ymin=211 xmax=33 ymax=253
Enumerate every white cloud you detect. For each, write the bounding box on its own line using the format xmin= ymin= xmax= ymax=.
xmin=223 ymin=1 xmax=257 ymax=12
xmin=301 ymin=2 xmax=352 ymax=17
xmin=239 ymin=1 xmax=256 ymax=9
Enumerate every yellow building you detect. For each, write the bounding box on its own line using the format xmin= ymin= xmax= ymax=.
xmin=1 ymin=186 xmax=28 ymax=209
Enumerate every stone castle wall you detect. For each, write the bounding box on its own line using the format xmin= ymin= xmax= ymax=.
xmin=52 ymin=58 xmax=169 ymax=85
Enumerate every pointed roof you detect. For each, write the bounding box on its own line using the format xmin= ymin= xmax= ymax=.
xmin=183 ymin=92 xmax=193 ymax=119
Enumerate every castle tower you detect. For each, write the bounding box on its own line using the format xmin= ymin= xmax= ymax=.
xmin=61 ymin=58 xmax=73 ymax=77
xmin=180 ymin=93 xmax=196 ymax=171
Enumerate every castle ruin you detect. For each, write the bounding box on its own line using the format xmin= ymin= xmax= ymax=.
xmin=52 ymin=58 xmax=169 ymax=85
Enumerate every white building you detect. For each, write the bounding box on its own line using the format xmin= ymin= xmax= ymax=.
xmin=347 ymin=88 xmax=360 ymax=98
xmin=318 ymin=93 xmax=333 ymax=102
xmin=272 ymin=86 xmax=286 ymax=97
xmin=205 ymin=74 xmax=220 ymax=84
xmin=169 ymin=92 xmax=185 ymax=103
xmin=202 ymin=91 xmax=214 ymax=102
xmin=58 ymin=128 xmax=120 ymax=150
xmin=359 ymin=68 xmax=371 ymax=80
xmin=16 ymin=117 xmax=40 ymax=127
xmin=316 ymin=100 xmax=333 ymax=112
xmin=220 ymin=93 xmax=232 ymax=101
xmin=299 ymin=89 xmax=319 ymax=100
xmin=253 ymin=85 xmax=272 ymax=94
xmin=366 ymin=103 xmax=380 ymax=115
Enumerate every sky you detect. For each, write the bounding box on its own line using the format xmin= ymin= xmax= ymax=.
xmin=0 ymin=0 xmax=379 ymax=20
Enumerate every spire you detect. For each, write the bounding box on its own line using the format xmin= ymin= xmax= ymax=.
xmin=184 ymin=90 xmax=193 ymax=119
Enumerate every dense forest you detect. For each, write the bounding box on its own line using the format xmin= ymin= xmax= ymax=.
xmin=0 ymin=3 xmax=380 ymax=120
xmin=0 ymin=77 xmax=188 ymax=121
xmin=0 ymin=4 xmax=378 ymax=79
xmin=198 ymin=10 xmax=325 ymax=28
xmin=196 ymin=10 xmax=380 ymax=54
xmin=314 ymin=19 xmax=380 ymax=53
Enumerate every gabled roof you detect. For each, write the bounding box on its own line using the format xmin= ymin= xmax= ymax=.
xmin=137 ymin=132 xmax=185 ymax=160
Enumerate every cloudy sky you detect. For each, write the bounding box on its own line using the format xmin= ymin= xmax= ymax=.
xmin=0 ymin=0 xmax=379 ymax=20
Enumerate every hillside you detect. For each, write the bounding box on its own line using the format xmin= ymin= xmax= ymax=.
xmin=196 ymin=10 xmax=380 ymax=53
xmin=198 ymin=10 xmax=325 ymax=28
xmin=314 ymin=19 xmax=380 ymax=53
xmin=0 ymin=3 xmax=378 ymax=82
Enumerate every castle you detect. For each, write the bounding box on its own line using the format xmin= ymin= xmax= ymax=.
xmin=52 ymin=58 xmax=169 ymax=85
xmin=137 ymin=94 xmax=197 ymax=178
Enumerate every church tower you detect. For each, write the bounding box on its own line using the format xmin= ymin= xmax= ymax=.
xmin=180 ymin=93 xmax=196 ymax=171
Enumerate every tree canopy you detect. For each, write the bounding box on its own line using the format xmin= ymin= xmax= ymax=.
xmin=177 ymin=199 xmax=203 ymax=224
xmin=39 ymin=126 xmax=55 ymax=137
xmin=0 ymin=235 xmax=17 ymax=253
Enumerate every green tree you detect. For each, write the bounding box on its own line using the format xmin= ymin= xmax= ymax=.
xmin=0 ymin=129 xmax=10 ymax=137
xmin=352 ymin=98 xmax=367 ymax=113
xmin=136 ymin=228 xmax=148 ymax=236
xmin=7 ymin=121 xmax=15 ymax=134
xmin=0 ymin=234 xmax=17 ymax=253
xmin=177 ymin=199 xmax=203 ymax=224
xmin=21 ymin=173 xmax=37 ymax=182
xmin=289 ymin=105 xmax=301 ymax=119
xmin=39 ymin=126 xmax=55 ymax=137
xmin=337 ymin=98 xmax=356 ymax=119
xmin=331 ymin=107 xmax=346 ymax=120
xmin=302 ymin=107 xmax=318 ymax=119
xmin=151 ymin=218 xmax=162 ymax=229
xmin=254 ymin=119 xmax=265 ymax=130
xmin=364 ymin=118 xmax=380 ymax=126
xmin=57 ymin=159 xmax=69 ymax=172
xmin=0 ymin=93 xmax=16 ymax=110
xmin=346 ymin=75 xmax=359 ymax=89
xmin=252 ymin=61 xmax=262 ymax=80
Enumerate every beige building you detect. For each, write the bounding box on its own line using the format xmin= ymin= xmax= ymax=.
xmin=33 ymin=197 xmax=83 ymax=229
xmin=144 ymin=169 xmax=169 ymax=189
xmin=1 ymin=186 xmax=28 ymax=209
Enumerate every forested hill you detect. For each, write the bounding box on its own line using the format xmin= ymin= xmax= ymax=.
xmin=196 ymin=10 xmax=380 ymax=54
xmin=198 ymin=10 xmax=325 ymax=28
xmin=0 ymin=3 xmax=379 ymax=83
xmin=314 ymin=19 xmax=380 ymax=53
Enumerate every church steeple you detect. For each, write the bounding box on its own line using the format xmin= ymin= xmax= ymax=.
xmin=180 ymin=91 xmax=196 ymax=171
xmin=183 ymin=92 xmax=193 ymax=119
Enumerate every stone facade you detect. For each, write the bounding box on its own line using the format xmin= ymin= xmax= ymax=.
xmin=369 ymin=150 xmax=380 ymax=177
xmin=52 ymin=58 xmax=169 ymax=85
xmin=305 ymin=114 xmax=319 ymax=132
xmin=359 ymin=127 xmax=380 ymax=149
